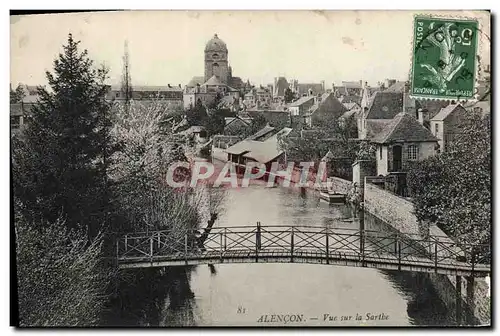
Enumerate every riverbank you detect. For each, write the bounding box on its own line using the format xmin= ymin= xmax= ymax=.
xmin=363 ymin=182 xmax=491 ymax=325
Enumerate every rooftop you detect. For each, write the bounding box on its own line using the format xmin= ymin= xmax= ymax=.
xmin=289 ymin=95 xmax=315 ymax=107
xmin=431 ymin=104 xmax=464 ymax=121
xmin=371 ymin=112 xmax=438 ymax=144
xmin=365 ymin=91 xmax=404 ymax=119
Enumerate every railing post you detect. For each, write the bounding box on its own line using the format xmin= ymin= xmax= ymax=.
xmin=150 ymin=236 xmax=153 ymax=258
xmin=394 ymin=233 xmax=398 ymax=255
xmin=256 ymin=222 xmax=261 ymax=251
xmin=224 ymin=228 xmax=227 ymax=251
xmin=466 ymin=276 xmax=476 ymax=325
xmin=157 ymin=231 xmax=161 ymax=250
xmin=116 ymin=237 xmax=119 ymax=258
xmin=434 ymin=240 xmax=438 ymax=273
xmin=456 ymin=275 xmax=463 ymax=325
xmin=291 ymin=227 xmax=294 ymax=262
xmin=470 ymin=248 xmax=475 ymax=275
xmin=184 ymin=233 xmax=188 ymax=265
xmin=125 ymin=234 xmax=128 ymax=252
xmin=361 ymin=230 xmax=366 ymax=266
xmin=397 ymin=236 xmax=402 ymax=271
xmin=219 ymin=231 xmax=223 ymax=262
xmin=325 ymin=228 xmax=329 ymax=264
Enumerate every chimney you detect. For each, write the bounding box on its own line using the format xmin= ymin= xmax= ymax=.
xmin=359 ymin=80 xmax=363 ymax=87
xmin=321 ymin=80 xmax=325 ymax=92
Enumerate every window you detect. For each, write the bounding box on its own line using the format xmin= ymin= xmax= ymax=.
xmin=379 ymin=146 xmax=382 ymax=159
xmin=407 ymin=145 xmax=419 ymax=161
xmin=434 ymin=123 xmax=439 ymax=134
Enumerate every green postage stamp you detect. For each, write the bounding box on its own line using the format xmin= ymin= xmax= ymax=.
xmin=411 ymin=16 xmax=479 ymax=100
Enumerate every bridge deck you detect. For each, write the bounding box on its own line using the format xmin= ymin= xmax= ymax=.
xmin=115 ymin=225 xmax=490 ymax=277
xmin=117 ymin=249 xmax=489 ymax=277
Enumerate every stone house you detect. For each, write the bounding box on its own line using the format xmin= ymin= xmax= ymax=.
xmin=430 ymin=104 xmax=469 ymax=153
xmin=288 ymin=95 xmax=315 ymax=118
xmin=303 ymin=92 xmax=347 ymax=128
xmin=371 ymin=112 xmax=438 ymax=176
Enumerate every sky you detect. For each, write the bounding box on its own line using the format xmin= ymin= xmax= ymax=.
xmin=10 ymin=10 xmax=490 ymax=88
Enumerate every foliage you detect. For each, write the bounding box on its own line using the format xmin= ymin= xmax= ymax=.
xmin=240 ymin=113 xmax=268 ymax=138
xmin=356 ymin=141 xmax=377 ymax=161
xmin=15 ymin=210 xmax=114 ymax=326
xmin=12 ymin=34 xmax=114 ymax=237
xmin=407 ymin=111 xmax=490 ymax=254
xmin=186 ymin=98 xmax=208 ymax=126
xmin=284 ymin=87 xmax=295 ymax=103
xmin=10 ymin=84 xmax=25 ymax=103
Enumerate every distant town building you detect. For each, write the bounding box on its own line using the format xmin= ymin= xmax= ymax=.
xmin=371 ymin=112 xmax=438 ymax=175
xmin=303 ymin=92 xmax=347 ymax=128
xmin=106 ymin=84 xmax=184 ymax=109
xmin=289 ymin=79 xmax=325 ymax=97
xmin=430 ymin=104 xmax=470 ymax=153
xmin=185 ymin=34 xmax=247 ymax=108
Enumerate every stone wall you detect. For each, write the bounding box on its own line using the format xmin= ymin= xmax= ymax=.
xmin=327 ymin=176 xmax=351 ymax=195
xmin=363 ymin=182 xmax=420 ymax=235
xmin=363 ymin=182 xmax=491 ymax=325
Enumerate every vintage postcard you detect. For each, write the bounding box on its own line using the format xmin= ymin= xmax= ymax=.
xmin=10 ymin=10 xmax=491 ymax=328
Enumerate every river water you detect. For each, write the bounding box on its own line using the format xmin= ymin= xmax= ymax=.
xmin=155 ymin=181 xmax=452 ymax=327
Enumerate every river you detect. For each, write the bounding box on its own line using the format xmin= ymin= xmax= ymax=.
xmin=154 ymin=181 xmax=451 ymax=327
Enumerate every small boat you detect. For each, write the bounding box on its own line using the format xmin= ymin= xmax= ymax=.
xmin=319 ymin=190 xmax=346 ymax=204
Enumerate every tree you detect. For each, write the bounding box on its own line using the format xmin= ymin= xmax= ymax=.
xmin=203 ymin=93 xmax=225 ymax=136
xmin=10 ymin=84 xmax=25 ymax=103
xmin=407 ymin=111 xmax=491 ymax=259
xmin=121 ymin=40 xmax=133 ymax=110
xmin=12 ymin=34 xmax=114 ymax=237
xmin=186 ymin=98 xmax=208 ymax=126
xmin=284 ymin=87 xmax=295 ymax=103
xmin=15 ymin=210 xmax=112 ymax=326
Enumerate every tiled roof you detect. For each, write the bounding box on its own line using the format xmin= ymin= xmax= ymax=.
xmin=245 ymin=125 xmax=276 ymax=141
xmin=289 ymin=95 xmax=315 ymax=107
xmin=296 ymin=83 xmax=324 ymax=96
xmin=342 ymin=102 xmax=360 ymax=111
xmin=225 ymin=117 xmax=251 ymax=127
xmin=371 ymin=112 xmax=438 ymax=144
xmin=110 ymin=85 xmax=183 ymax=92
xmin=431 ymin=104 xmax=463 ymax=121
xmin=365 ymin=120 xmax=392 ymax=139
xmin=342 ymin=81 xmax=363 ymax=89
xmin=229 ymin=77 xmax=244 ymax=89
xmin=365 ymin=91 xmax=404 ymax=119
xmin=22 ymin=95 xmax=40 ymax=103
xmin=384 ymin=81 xmax=407 ymax=93
xmin=187 ymin=76 xmax=205 ymax=87
xmin=203 ymin=75 xmax=225 ymax=86
xmin=242 ymin=127 xmax=292 ymax=163
xmin=340 ymin=109 xmax=357 ymax=120
xmin=340 ymin=96 xmax=362 ymax=105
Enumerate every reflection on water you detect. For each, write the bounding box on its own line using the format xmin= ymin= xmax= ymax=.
xmin=112 ymin=183 xmax=451 ymax=326
xmin=159 ymin=185 xmax=451 ymax=326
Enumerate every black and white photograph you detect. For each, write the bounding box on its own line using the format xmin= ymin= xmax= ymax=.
xmin=9 ymin=9 xmax=491 ymax=327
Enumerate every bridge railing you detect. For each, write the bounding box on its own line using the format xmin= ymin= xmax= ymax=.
xmin=115 ymin=225 xmax=490 ymax=274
